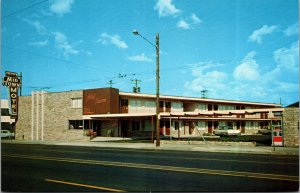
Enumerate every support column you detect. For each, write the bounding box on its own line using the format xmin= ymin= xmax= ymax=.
xmin=36 ymin=92 xmax=39 ymax=140
xmin=31 ymin=91 xmax=34 ymax=140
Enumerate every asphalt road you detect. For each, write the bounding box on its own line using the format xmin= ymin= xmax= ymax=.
xmin=1 ymin=143 xmax=299 ymax=192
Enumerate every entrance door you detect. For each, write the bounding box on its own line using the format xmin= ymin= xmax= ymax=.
xmin=241 ymin=121 xmax=245 ymax=133
xmin=92 ymin=120 xmax=101 ymax=136
xmin=208 ymin=121 xmax=213 ymax=134
xmin=121 ymin=120 xmax=129 ymax=137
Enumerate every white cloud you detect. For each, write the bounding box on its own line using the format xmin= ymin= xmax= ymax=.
xmin=29 ymin=39 xmax=48 ymax=47
xmin=273 ymin=40 xmax=299 ymax=71
xmin=23 ymin=19 xmax=47 ymax=35
xmin=50 ymin=0 xmax=74 ymax=15
xmin=184 ymin=62 xmax=228 ymax=97
xmin=284 ymin=23 xmax=299 ymax=36
xmin=128 ymin=53 xmax=152 ymax=62
xmin=248 ymin=25 xmax=278 ymax=44
xmin=97 ymin=33 xmax=128 ymax=49
xmin=177 ymin=13 xmax=202 ymax=30
xmin=190 ymin=13 xmax=202 ymax=24
xmin=183 ymin=47 xmax=298 ymax=104
xmin=52 ymin=32 xmax=79 ymax=57
xmin=154 ymin=0 xmax=180 ymax=17
xmin=177 ymin=19 xmax=190 ymax=29
xmin=233 ymin=51 xmax=260 ymax=81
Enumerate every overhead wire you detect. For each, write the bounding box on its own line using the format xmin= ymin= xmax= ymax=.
xmin=2 ymin=0 xmax=49 ymax=19
xmin=2 ymin=0 xmax=298 ymax=94
xmin=1 ymin=45 xmax=116 ymax=75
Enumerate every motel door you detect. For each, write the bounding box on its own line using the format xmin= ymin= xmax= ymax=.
xmin=121 ymin=120 xmax=129 ymax=137
xmin=160 ymin=121 xmax=170 ymax=135
xmin=92 ymin=120 xmax=102 ymax=136
xmin=208 ymin=121 xmax=213 ymax=134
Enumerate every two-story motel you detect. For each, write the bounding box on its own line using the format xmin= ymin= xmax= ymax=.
xmin=1 ymin=99 xmax=16 ymax=131
xmin=15 ymin=87 xmax=285 ymax=142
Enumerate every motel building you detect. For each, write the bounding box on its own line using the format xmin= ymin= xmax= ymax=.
xmin=14 ymin=87 xmax=299 ymax=146
xmin=1 ymin=99 xmax=16 ymax=132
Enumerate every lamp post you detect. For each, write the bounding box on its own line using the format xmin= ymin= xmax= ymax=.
xmin=133 ymin=30 xmax=160 ymax=147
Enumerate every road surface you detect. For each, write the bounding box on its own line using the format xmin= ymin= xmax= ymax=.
xmin=1 ymin=143 xmax=299 ymax=192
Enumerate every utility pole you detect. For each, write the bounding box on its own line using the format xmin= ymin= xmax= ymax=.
xmin=133 ymin=30 xmax=160 ymax=147
xmin=19 ymin=72 xmax=22 ymax=96
xmin=131 ymin=79 xmax=141 ymax=93
xmin=155 ymin=33 xmax=160 ymax=147
xmin=107 ymin=80 xmax=114 ymax=88
xmin=201 ymin=90 xmax=208 ymax=98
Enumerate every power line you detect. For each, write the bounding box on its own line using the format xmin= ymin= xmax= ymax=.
xmin=2 ymin=0 xmax=49 ymax=19
xmin=2 ymin=45 xmax=116 ymax=75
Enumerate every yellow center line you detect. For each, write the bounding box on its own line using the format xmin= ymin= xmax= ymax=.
xmin=45 ymin=179 xmax=125 ymax=192
xmin=11 ymin=148 xmax=297 ymax=166
xmin=3 ymin=153 xmax=299 ymax=182
xmin=184 ymin=157 xmax=298 ymax=165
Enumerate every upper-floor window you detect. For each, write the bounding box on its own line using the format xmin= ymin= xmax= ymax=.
xmin=198 ymin=103 xmax=206 ymax=111
xmin=219 ymin=105 xmax=235 ymax=111
xmin=71 ymin=98 xmax=82 ymax=108
xmin=1 ymin=108 xmax=9 ymax=116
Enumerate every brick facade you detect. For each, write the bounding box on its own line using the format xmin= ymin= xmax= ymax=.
xmin=283 ymin=107 xmax=299 ymax=147
xmin=16 ymin=90 xmax=89 ymax=141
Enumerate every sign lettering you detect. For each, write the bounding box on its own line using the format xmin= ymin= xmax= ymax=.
xmin=2 ymin=71 xmax=21 ymax=118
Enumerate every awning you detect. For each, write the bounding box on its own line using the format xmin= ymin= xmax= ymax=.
xmin=83 ymin=113 xmax=155 ymax=120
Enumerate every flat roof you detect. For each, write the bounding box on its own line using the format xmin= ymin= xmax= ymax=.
xmin=119 ymin=92 xmax=281 ymax=107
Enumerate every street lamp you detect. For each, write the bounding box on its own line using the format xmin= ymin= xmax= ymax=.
xmin=133 ymin=30 xmax=160 ymax=147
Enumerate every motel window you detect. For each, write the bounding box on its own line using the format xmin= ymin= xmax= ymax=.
xmin=121 ymin=99 xmax=128 ymax=107
xmin=219 ymin=105 xmax=235 ymax=111
xmin=208 ymin=104 xmax=212 ymax=111
xmin=159 ymin=101 xmax=164 ymax=108
xmin=71 ymin=98 xmax=82 ymax=108
xmin=1 ymin=108 xmax=9 ymax=116
xmin=227 ymin=122 xmax=234 ymax=130
xmin=198 ymin=103 xmax=206 ymax=110
xmin=145 ymin=101 xmax=155 ymax=107
xmin=132 ymin=121 xmax=140 ymax=131
xmin=174 ymin=121 xmax=179 ymax=130
xmin=165 ymin=102 xmax=171 ymax=108
xmin=214 ymin=104 xmax=218 ymax=111
xmin=69 ymin=120 xmax=83 ymax=129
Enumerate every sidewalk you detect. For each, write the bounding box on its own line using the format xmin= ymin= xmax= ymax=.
xmin=1 ymin=139 xmax=299 ymax=156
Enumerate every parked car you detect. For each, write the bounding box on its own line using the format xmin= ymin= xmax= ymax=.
xmin=213 ymin=127 xmax=241 ymax=136
xmin=258 ymin=129 xmax=272 ymax=135
xmin=1 ymin=130 xmax=15 ymax=139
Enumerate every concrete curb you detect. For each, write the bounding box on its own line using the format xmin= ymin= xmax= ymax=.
xmin=1 ymin=140 xmax=299 ymax=156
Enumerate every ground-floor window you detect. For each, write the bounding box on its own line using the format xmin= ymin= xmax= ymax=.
xmin=132 ymin=121 xmax=140 ymax=131
xmin=69 ymin=120 xmax=83 ymax=129
xmin=174 ymin=121 xmax=179 ymax=130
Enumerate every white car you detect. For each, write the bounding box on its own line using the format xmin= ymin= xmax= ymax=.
xmin=213 ymin=127 xmax=241 ymax=136
xmin=1 ymin=130 xmax=15 ymax=138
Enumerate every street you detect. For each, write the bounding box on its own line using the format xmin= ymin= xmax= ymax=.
xmin=1 ymin=143 xmax=299 ymax=192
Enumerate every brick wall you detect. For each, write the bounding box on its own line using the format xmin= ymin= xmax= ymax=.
xmin=283 ymin=107 xmax=299 ymax=147
xmin=16 ymin=90 xmax=89 ymax=141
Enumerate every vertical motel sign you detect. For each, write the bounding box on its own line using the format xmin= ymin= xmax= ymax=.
xmin=2 ymin=71 xmax=21 ymax=118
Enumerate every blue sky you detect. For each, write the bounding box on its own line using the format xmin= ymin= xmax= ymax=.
xmin=2 ymin=0 xmax=299 ymax=105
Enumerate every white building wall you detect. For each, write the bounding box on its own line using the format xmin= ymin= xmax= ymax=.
xmin=1 ymin=99 xmax=16 ymax=125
